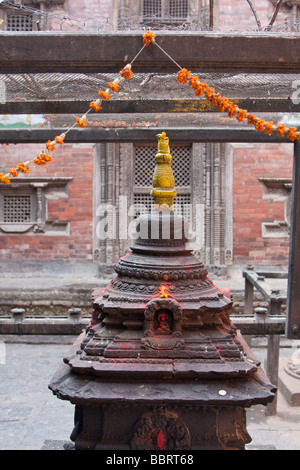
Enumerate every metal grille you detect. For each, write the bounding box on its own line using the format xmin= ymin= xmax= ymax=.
xmin=169 ymin=0 xmax=188 ymax=19
xmin=133 ymin=193 xmax=191 ymax=221
xmin=3 ymin=195 xmax=32 ymax=223
xmin=143 ymin=0 xmax=162 ymax=19
xmin=134 ymin=144 xmax=191 ymax=186
xmin=7 ymin=15 xmax=33 ymax=31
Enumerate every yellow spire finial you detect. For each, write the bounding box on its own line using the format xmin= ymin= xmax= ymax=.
xmin=151 ymin=132 xmax=177 ymax=210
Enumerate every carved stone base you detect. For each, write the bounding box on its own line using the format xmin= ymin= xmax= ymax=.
xmin=49 ymin=335 xmax=275 ymax=451
xmin=69 ymin=403 xmax=251 ymax=451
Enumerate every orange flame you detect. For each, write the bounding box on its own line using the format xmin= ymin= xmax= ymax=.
xmin=159 ymin=285 xmax=168 ymax=298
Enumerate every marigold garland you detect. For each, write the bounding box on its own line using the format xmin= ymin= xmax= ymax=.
xmin=247 ymin=114 xmax=256 ymax=125
xmin=46 ymin=140 xmax=56 ymax=151
xmin=0 ymin=53 xmax=136 ymax=184
xmin=33 ymin=152 xmax=53 ymax=165
xmin=98 ymin=90 xmax=111 ymax=101
xmin=177 ymin=66 xmax=300 ymax=143
xmin=255 ymin=119 xmax=265 ymax=132
xmin=107 ymin=81 xmax=120 ymax=93
xmin=89 ymin=99 xmax=102 ymax=112
xmin=218 ymin=98 xmax=230 ymax=113
xmin=16 ymin=162 xmax=31 ymax=174
xmin=277 ymin=124 xmax=286 ymax=137
xmin=0 ymin=173 xmax=10 ymax=184
xmin=237 ymin=109 xmax=248 ymax=122
xmin=143 ymin=31 xmax=156 ymax=47
xmin=177 ymin=68 xmax=192 ymax=84
xmin=194 ymin=82 xmax=208 ymax=97
xmin=119 ymin=64 xmax=132 ymax=80
xmin=287 ymin=127 xmax=298 ymax=142
xmin=9 ymin=167 xmax=18 ymax=177
xmin=76 ymin=116 xmax=88 ymax=128
xmin=264 ymin=121 xmax=273 ymax=135
xmin=227 ymin=103 xmax=238 ymax=118
xmin=1 ymin=30 xmax=300 ymax=185
xmin=55 ymin=133 xmax=66 ymax=145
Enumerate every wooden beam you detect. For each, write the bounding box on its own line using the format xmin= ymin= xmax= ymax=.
xmin=0 ymin=98 xmax=299 ymax=115
xmin=232 ymin=315 xmax=286 ymax=335
xmin=0 ymin=32 xmax=300 ymax=74
xmin=287 ymin=141 xmax=300 ymax=339
xmin=0 ymin=127 xmax=291 ymax=143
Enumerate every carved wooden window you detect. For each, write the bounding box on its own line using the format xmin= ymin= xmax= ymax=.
xmin=2 ymin=193 xmax=34 ymax=223
xmin=169 ymin=0 xmax=189 ymax=19
xmin=0 ymin=1 xmax=66 ymax=31
xmin=0 ymin=187 xmax=37 ymax=232
xmin=134 ymin=143 xmax=192 ymax=220
xmin=118 ymin=0 xmax=206 ymax=30
xmin=6 ymin=14 xmax=33 ymax=31
xmin=0 ymin=178 xmax=72 ymax=234
xmin=142 ymin=0 xmax=189 ymax=23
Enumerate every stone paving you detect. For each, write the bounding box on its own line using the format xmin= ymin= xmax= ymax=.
xmin=0 ymin=335 xmax=299 ymax=451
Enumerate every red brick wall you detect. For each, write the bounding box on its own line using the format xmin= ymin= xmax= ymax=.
xmin=66 ymin=0 xmax=115 ymax=23
xmin=218 ymin=1 xmax=280 ymax=31
xmin=232 ymin=142 xmax=293 ymax=265
xmin=0 ymin=142 xmax=94 ymax=263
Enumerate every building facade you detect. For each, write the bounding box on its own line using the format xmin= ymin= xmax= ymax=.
xmin=0 ymin=0 xmax=296 ymax=279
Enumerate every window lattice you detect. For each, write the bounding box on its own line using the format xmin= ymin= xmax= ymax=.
xmin=169 ymin=0 xmax=188 ymax=19
xmin=7 ymin=15 xmax=33 ymax=31
xmin=133 ymin=193 xmax=192 ymax=221
xmin=143 ymin=0 xmax=162 ymax=19
xmin=3 ymin=195 xmax=32 ymax=223
xmin=134 ymin=144 xmax=191 ymax=187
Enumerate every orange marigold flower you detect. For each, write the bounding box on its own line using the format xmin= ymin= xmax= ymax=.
xmin=255 ymin=119 xmax=266 ymax=132
xmin=98 ymin=90 xmax=110 ymax=101
xmin=34 ymin=152 xmax=53 ymax=165
xmin=107 ymin=81 xmax=120 ymax=93
xmin=90 ymin=100 xmax=102 ymax=111
xmin=119 ymin=64 xmax=132 ymax=79
xmin=46 ymin=140 xmax=56 ymax=151
xmin=177 ymin=68 xmax=192 ymax=84
xmin=227 ymin=103 xmax=238 ymax=118
xmin=237 ymin=109 xmax=248 ymax=122
xmin=194 ymin=82 xmax=207 ymax=97
xmin=9 ymin=168 xmax=18 ymax=177
xmin=205 ymin=87 xmax=215 ymax=102
xmin=277 ymin=124 xmax=286 ymax=137
xmin=33 ymin=155 xmax=47 ymax=165
xmin=16 ymin=162 xmax=31 ymax=174
xmin=264 ymin=121 xmax=273 ymax=135
xmin=76 ymin=117 xmax=88 ymax=128
xmin=189 ymin=76 xmax=199 ymax=89
xmin=247 ymin=114 xmax=256 ymax=125
xmin=287 ymin=126 xmax=298 ymax=142
xmin=44 ymin=153 xmax=52 ymax=162
xmin=55 ymin=133 xmax=65 ymax=145
xmin=143 ymin=30 xmax=156 ymax=46
xmin=217 ymin=97 xmax=229 ymax=112
xmin=211 ymin=93 xmax=222 ymax=107
xmin=0 ymin=172 xmax=11 ymax=184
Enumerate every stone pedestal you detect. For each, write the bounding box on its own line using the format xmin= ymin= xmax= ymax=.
xmin=49 ymin=134 xmax=275 ymax=451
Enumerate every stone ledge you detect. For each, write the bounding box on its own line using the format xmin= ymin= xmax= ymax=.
xmin=278 ymin=359 xmax=300 ymax=406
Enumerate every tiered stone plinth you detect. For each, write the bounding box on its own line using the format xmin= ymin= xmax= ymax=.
xmin=49 ymin=212 xmax=275 ymax=450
